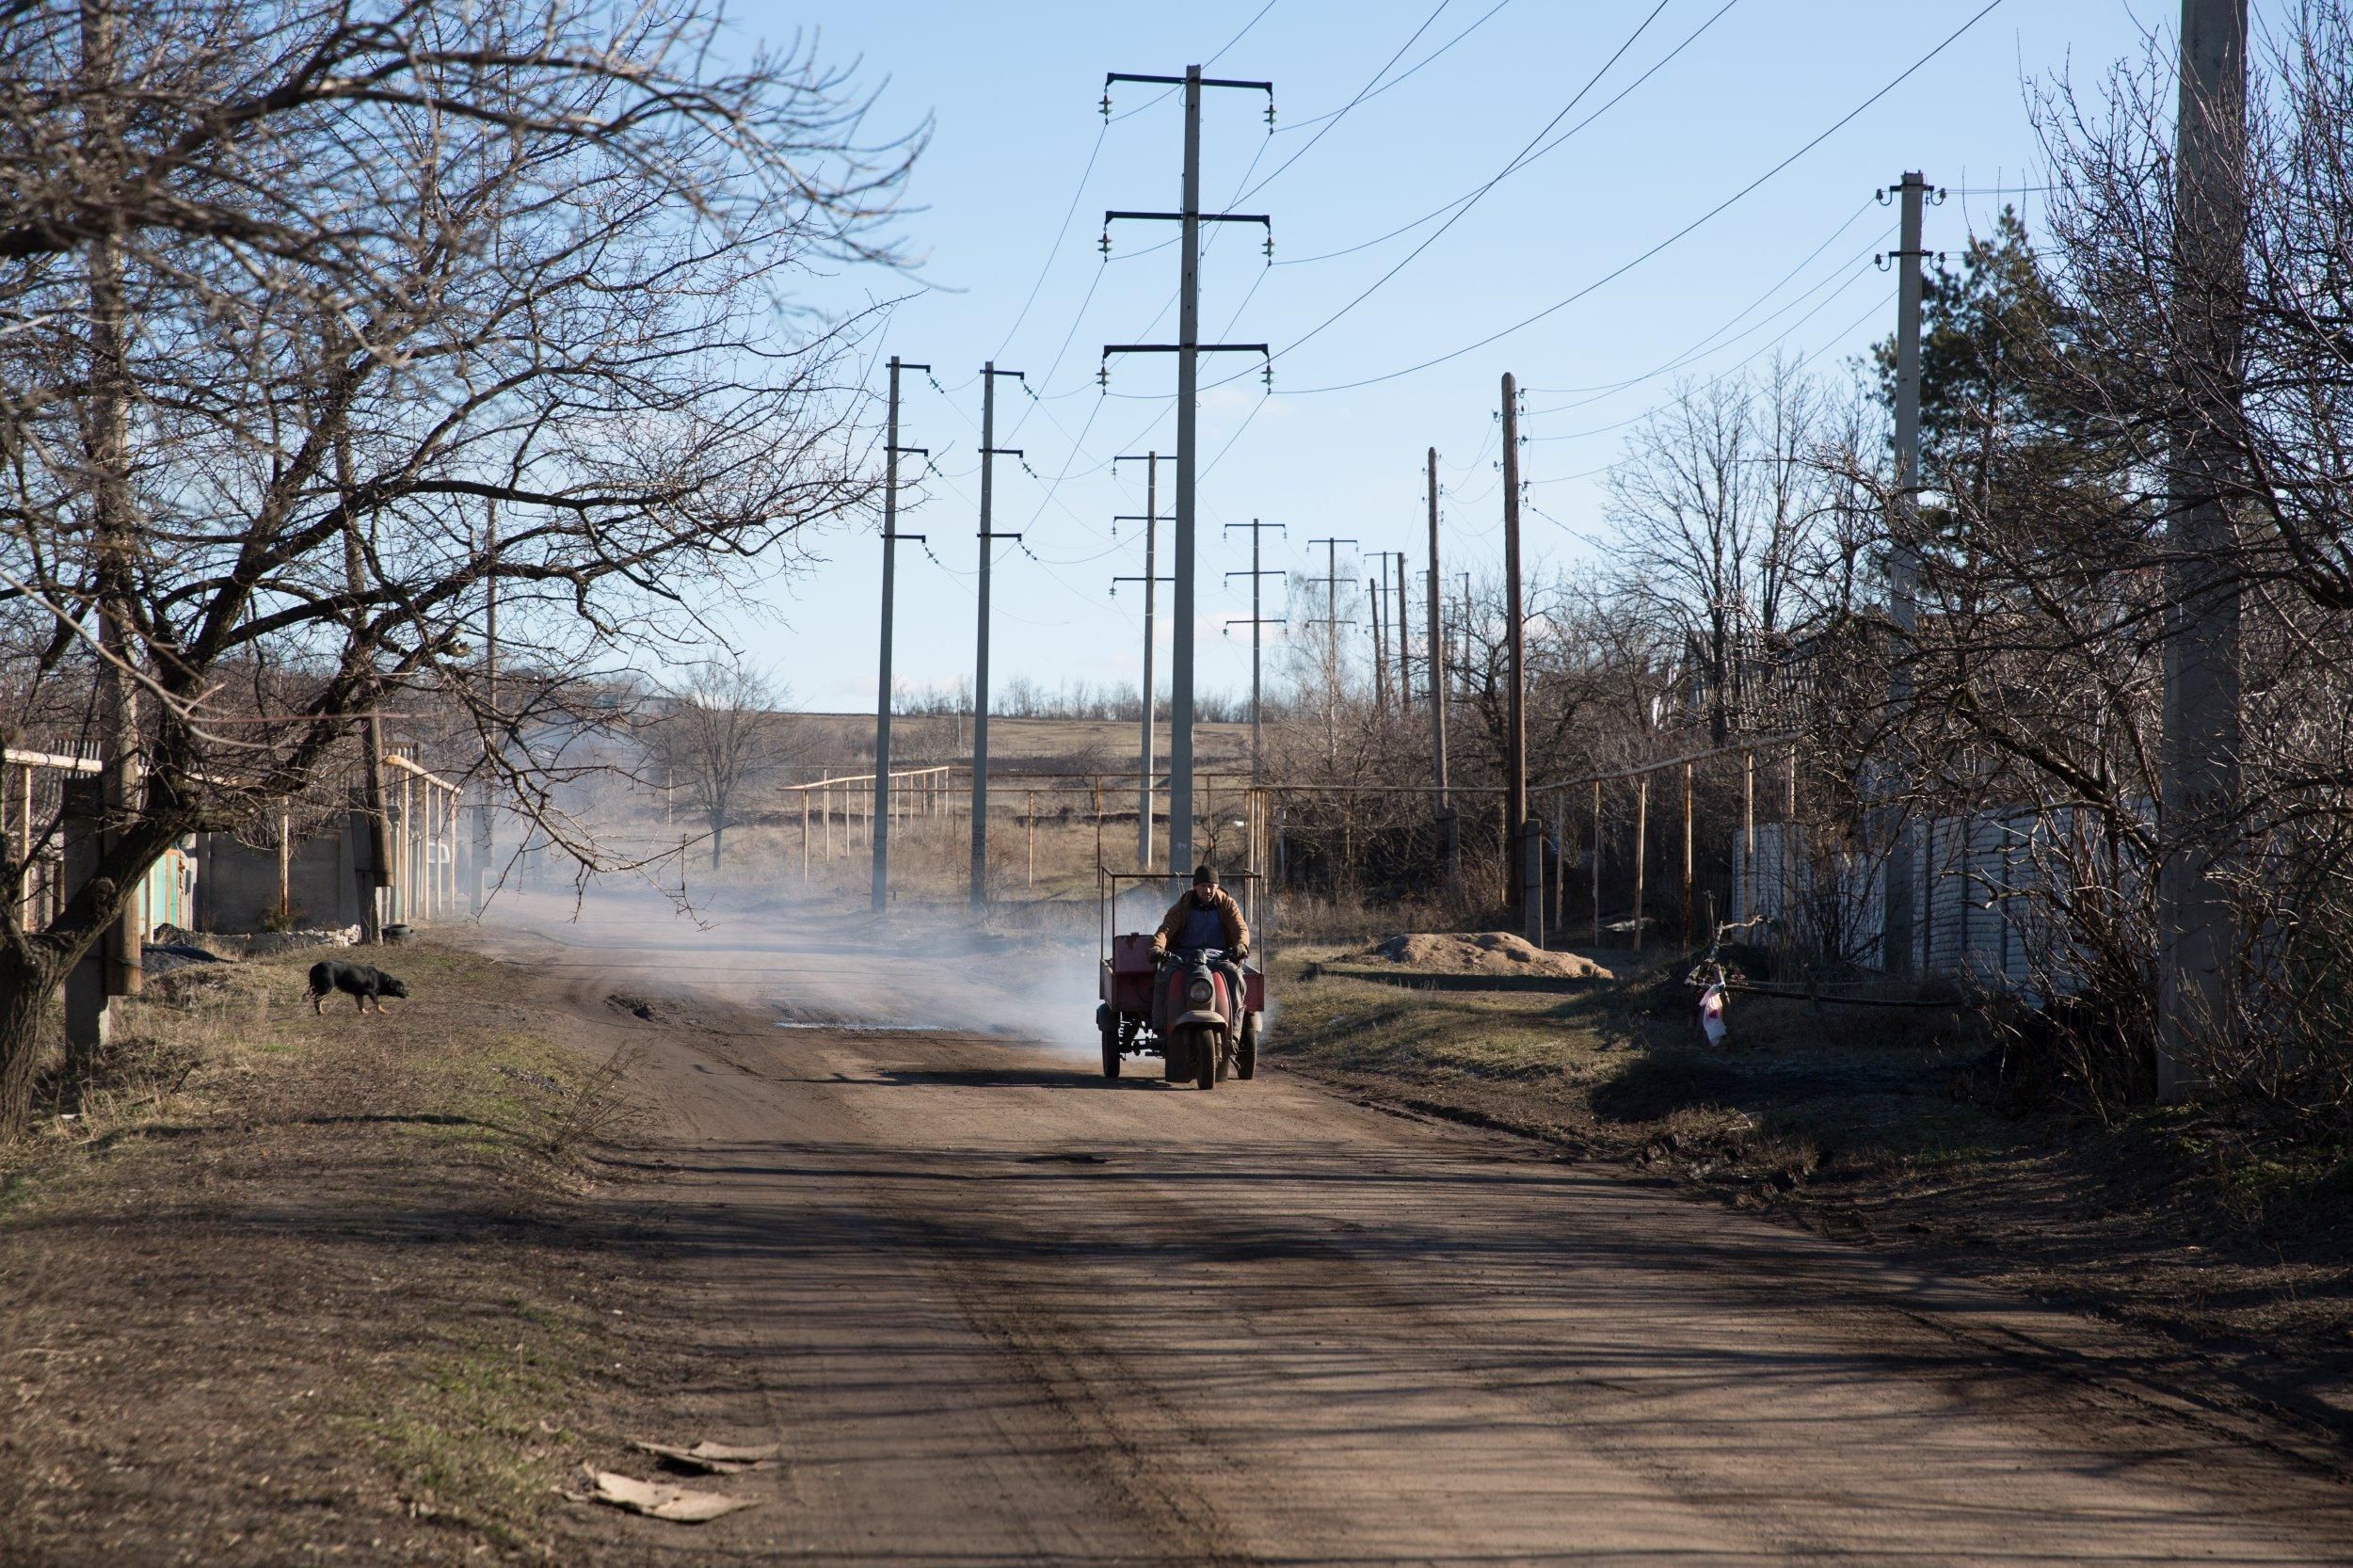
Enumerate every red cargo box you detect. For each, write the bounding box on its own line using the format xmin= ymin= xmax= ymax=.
xmin=1112 ymin=933 xmax=1158 ymax=976
xmin=1243 ymin=967 xmax=1264 ymax=1013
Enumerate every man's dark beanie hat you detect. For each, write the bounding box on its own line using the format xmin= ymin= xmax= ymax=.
xmin=1193 ymin=864 xmax=1215 ymax=884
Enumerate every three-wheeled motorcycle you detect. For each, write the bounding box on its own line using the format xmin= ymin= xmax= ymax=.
xmin=1096 ymin=869 xmax=1267 ymax=1089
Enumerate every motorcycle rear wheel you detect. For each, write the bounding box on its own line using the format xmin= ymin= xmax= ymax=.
xmin=1101 ymin=1018 xmax=1122 ymax=1080
xmin=1236 ymin=1012 xmax=1258 ymax=1080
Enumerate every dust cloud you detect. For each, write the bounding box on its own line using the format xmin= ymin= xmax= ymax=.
xmin=474 ymin=873 xmax=1194 ymax=1058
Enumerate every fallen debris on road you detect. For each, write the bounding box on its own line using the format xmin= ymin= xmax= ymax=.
xmin=630 ymin=1437 xmax=781 ymax=1474
xmin=581 ymin=1466 xmax=759 ymax=1523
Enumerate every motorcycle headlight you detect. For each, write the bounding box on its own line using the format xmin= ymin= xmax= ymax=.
xmin=1187 ymin=978 xmax=1213 ymax=1004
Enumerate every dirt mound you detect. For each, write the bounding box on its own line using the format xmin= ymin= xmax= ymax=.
xmin=1361 ymin=932 xmax=1613 ymax=980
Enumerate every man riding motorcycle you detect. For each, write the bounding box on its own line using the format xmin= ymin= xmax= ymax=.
xmin=1149 ymin=864 xmax=1250 ymax=1040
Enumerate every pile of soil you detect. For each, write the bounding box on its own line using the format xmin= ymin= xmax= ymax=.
xmin=1361 ymin=932 xmax=1614 ymax=981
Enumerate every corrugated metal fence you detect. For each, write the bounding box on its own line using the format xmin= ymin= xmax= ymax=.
xmin=1735 ymin=809 xmax=2124 ymax=994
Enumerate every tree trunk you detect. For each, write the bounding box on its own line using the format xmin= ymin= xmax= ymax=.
xmin=0 ymin=944 xmax=64 ymax=1136
xmin=710 ymin=819 xmax=725 ymax=870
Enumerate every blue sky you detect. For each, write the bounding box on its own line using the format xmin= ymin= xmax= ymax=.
xmin=719 ymin=0 xmax=2183 ymax=712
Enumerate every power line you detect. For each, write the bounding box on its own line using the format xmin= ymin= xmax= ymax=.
xmin=1273 ymin=0 xmax=2009 ymax=395
xmin=1242 ymin=0 xmax=1681 ymax=362
xmin=993 ymin=123 xmax=1108 ymax=360
xmin=1525 ymin=234 xmax=1888 ymax=421
xmin=1523 ymin=193 xmax=1881 ymax=398
xmin=1270 ymin=0 xmax=1512 ymax=136
xmin=1269 ymin=0 xmax=1739 ymax=270
xmin=1103 ymin=0 xmax=1281 ymax=121
xmin=1230 ymin=0 xmax=1454 ymax=205
xmin=1526 ymin=279 xmax=1893 ymax=450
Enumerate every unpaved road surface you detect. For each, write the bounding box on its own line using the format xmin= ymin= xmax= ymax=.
xmin=478 ymin=892 xmax=2353 ymax=1566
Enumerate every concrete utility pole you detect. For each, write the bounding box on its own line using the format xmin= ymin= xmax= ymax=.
xmin=1306 ymin=536 xmax=1357 ymax=767
xmin=872 ymin=355 xmax=930 ymax=913
xmin=1113 ymin=452 xmax=1171 ymax=870
xmin=1102 ymin=63 xmax=1273 ymax=880
xmin=1501 ymin=374 xmax=1534 ymax=939
xmin=2160 ymin=0 xmax=2249 ymax=1099
xmin=81 ymin=4 xmax=139 ymax=1018
xmin=1879 ymin=171 xmax=1933 ymax=976
xmin=1369 ymin=576 xmax=1391 ymax=712
xmin=1427 ymin=448 xmax=1457 ymax=891
xmin=1391 ymin=550 xmax=1412 ymax=709
xmin=969 ymin=362 xmax=1026 ymax=910
xmin=1369 ymin=550 xmax=1407 ymax=706
xmin=1223 ymin=520 xmax=1288 ymax=775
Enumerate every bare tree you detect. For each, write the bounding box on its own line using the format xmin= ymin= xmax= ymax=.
xmin=0 ymin=0 xmax=919 ymax=1133
xmin=643 ymin=665 xmax=799 ymax=870
xmin=1607 ymin=357 xmax=1830 ymax=742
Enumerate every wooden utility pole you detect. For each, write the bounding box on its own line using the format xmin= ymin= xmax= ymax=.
xmin=1114 ymin=452 xmax=1167 ymax=868
xmin=872 ymin=355 xmax=931 ymax=913
xmin=1223 ymin=520 xmax=1287 ymax=776
xmin=969 ymin=362 xmax=1026 ymax=910
xmin=1591 ymin=780 xmax=1603 ymax=950
xmin=2158 ymin=0 xmax=2249 ymax=1099
xmin=1502 ymin=373 xmax=1534 ymax=940
xmin=1632 ymin=777 xmax=1649 ymax=953
xmin=1102 ymin=63 xmax=1273 ymax=879
xmin=1369 ymin=575 xmax=1391 ymax=712
xmin=1682 ymin=761 xmax=1695 ymax=947
xmin=1428 ymin=449 xmax=1456 ymax=891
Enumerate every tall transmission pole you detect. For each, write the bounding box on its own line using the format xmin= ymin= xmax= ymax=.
xmin=872 ymin=356 xmax=930 ymax=913
xmin=1427 ymin=448 xmax=1456 ymax=891
xmin=1369 ymin=575 xmax=1391 ymax=712
xmin=1502 ymin=372 xmax=1534 ymax=941
xmin=1102 ymin=63 xmax=1273 ymax=880
xmin=1113 ymin=452 xmax=1170 ymax=870
xmin=1224 ymin=520 xmax=1288 ymax=773
xmin=1879 ymin=173 xmax=1934 ymax=975
xmin=1391 ymin=550 xmax=1412 ymax=709
xmin=1306 ymin=536 xmax=1358 ymax=768
xmin=2161 ymin=0 xmax=2249 ymax=1099
xmin=1369 ymin=549 xmax=1409 ymax=706
xmin=969 ymin=362 xmax=1025 ymax=911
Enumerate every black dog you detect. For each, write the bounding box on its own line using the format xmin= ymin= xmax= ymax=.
xmin=306 ymin=958 xmax=410 ymax=1015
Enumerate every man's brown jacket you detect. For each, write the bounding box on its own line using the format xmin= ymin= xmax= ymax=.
xmin=1150 ymin=887 xmax=1250 ymax=958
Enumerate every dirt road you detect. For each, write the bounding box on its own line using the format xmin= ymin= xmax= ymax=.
xmin=479 ymin=891 xmax=2353 ymax=1566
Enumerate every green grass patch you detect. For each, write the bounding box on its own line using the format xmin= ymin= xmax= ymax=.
xmin=1269 ymin=944 xmax=2025 ymax=1184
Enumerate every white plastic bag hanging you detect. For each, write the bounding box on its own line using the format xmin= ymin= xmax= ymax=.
xmin=1699 ymin=983 xmax=1728 ymax=1048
